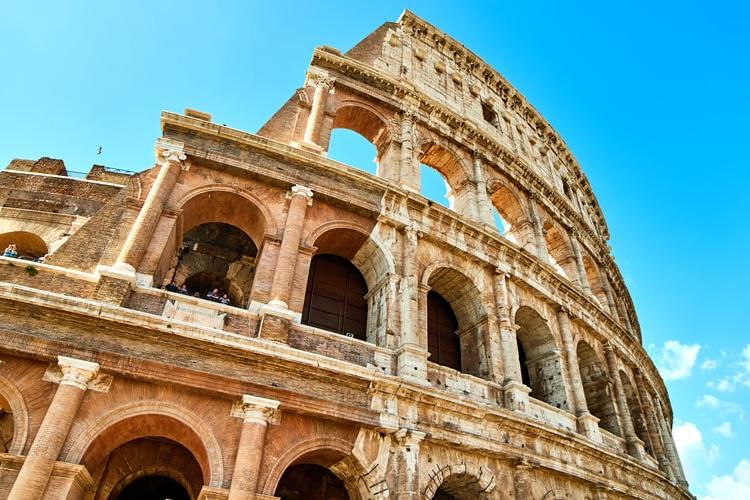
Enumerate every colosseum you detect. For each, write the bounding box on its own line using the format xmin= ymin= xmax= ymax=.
xmin=0 ymin=10 xmax=690 ymax=500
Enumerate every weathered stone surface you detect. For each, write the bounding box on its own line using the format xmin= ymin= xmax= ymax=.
xmin=0 ymin=9 xmax=689 ymax=500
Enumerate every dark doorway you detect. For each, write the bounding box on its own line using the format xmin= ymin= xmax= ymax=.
xmin=275 ymin=463 xmax=349 ymax=500
xmin=517 ymin=338 xmax=532 ymax=389
xmin=434 ymin=487 xmax=460 ymax=500
xmin=115 ymin=475 xmax=190 ymax=500
xmin=302 ymin=254 xmax=368 ymax=340
xmin=427 ymin=290 xmax=461 ymax=371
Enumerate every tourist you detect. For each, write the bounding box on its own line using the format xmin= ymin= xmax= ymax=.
xmin=178 ymin=285 xmax=189 ymax=295
xmin=165 ymin=281 xmax=179 ymax=292
xmin=3 ymin=244 xmax=17 ymax=258
xmin=206 ymin=288 xmax=221 ymax=301
xmin=219 ymin=294 xmax=231 ymax=305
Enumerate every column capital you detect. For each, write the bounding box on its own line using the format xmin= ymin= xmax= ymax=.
xmin=394 ymin=428 xmax=426 ymax=448
xmin=603 ymin=341 xmax=616 ymax=353
xmin=307 ymin=73 xmax=336 ymax=90
xmin=160 ymin=148 xmax=187 ymax=165
xmin=556 ymin=304 xmax=571 ymax=316
xmin=45 ymin=356 xmax=110 ymax=392
xmin=231 ymin=394 xmax=281 ymax=425
xmin=403 ymin=223 xmax=422 ymax=242
xmin=288 ymin=184 xmax=314 ymax=205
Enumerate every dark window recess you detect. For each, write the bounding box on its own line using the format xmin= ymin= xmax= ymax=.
xmin=427 ymin=291 xmax=461 ymax=371
xmin=302 ymin=254 xmax=368 ymax=341
xmin=481 ymin=101 xmax=498 ymax=126
xmin=517 ymin=338 xmax=532 ymax=389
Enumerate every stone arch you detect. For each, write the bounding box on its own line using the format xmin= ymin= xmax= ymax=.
xmin=422 ymin=463 xmax=495 ymax=499
xmin=514 ymin=305 xmax=568 ymax=410
xmin=487 ymin=179 xmax=534 ymax=248
xmin=262 ymin=436 xmax=361 ymax=498
xmin=63 ymin=400 xmax=224 ymax=487
xmin=576 ymin=339 xmax=620 ymax=436
xmin=416 ymin=136 xmax=476 ymax=217
xmin=303 ymin=221 xmax=394 ymax=345
xmin=0 ymin=373 xmax=29 ymax=455
xmin=0 ymin=231 xmax=48 ymax=259
xmin=582 ymin=253 xmax=607 ymax=308
xmin=619 ymin=369 xmax=652 ymax=454
xmin=421 ymin=263 xmax=491 ymax=379
xmin=330 ymin=101 xmax=392 ymax=158
xmin=542 ymin=219 xmax=576 ymax=279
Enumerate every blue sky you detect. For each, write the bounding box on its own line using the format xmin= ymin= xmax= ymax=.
xmin=1 ymin=1 xmax=748 ymax=496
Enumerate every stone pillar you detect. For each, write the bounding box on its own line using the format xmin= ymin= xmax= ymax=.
xmin=557 ymin=307 xmax=601 ymax=441
xmin=512 ymin=460 xmax=535 ymax=500
xmin=569 ymin=230 xmax=591 ymax=295
xmin=398 ymin=110 xmax=419 ymax=193
xmin=394 ymin=429 xmax=426 ymax=500
xmin=634 ymin=371 xmax=674 ymax=481
xmin=654 ymin=397 xmax=689 ymax=488
xmin=604 ymin=343 xmax=644 ymax=459
xmin=302 ymin=76 xmax=334 ymax=148
xmin=493 ymin=270 xmax=529 ymax=412
xmin=115 ymin=145 xmax=186 ymax=275
xmin=9 ymin=356 xmax=103 ymax=500
xmin=473 ymin=151 xmax=495 ymax=228
xmin=268 ymin=185 xmax=313 ymax=309
xmin=397 ymin=224 xmax=428 ymax=385
xmin=600 ymin=271 xmax=620 ymax=321
xmin=229 ymin=395 xmax=281 ymax=500
xmin=527 ymin=194 xmax=549 ymax=263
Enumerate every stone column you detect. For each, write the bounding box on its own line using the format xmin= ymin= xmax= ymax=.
xmin=654 ymin=397 xmax=689 ymax=488
xmin=569 ymin=230 xmax=591 ymax=295
xmin=493 ymin=270 xmax=529 ymax=412
xmin=268 ymin=185 xmax=313 ymax=309
xmin=557 ymin=307 xmax=601 ymax=441
xmin=527 ymin=194 xmax=549 ymax=263
xmin=302 ymin=76 xmax=334 ymax=148
xmin=512 ymin=460 xmax=535 ymax=500
xmin=397 ymin=224 xmax=428 ymax=385
xmin=600 ymin=271 xmax=620 ymax=321
xmin=394 ymin=429 xmax=426 ymax=500
xmin=634 ymin=371 xmax=674 ymax=481
xmin=9 ymin=357 xmax=103 ymax=499
xmin=473 ymin=151 xmax=495 ymax=228
xmin=399 ymin=110 xmax=419 ymax=193
xmin=115 ymin=145 xmax=186 ymax=275
xmin=604 ymin=343 xmax=644 ymax=459
xmin=229 ymin=395 xmax=281 ymax=500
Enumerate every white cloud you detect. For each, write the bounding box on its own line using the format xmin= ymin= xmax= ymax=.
xmin=674 ymin=421 xmax=720 ymax=484
xmin=701 ymin=358 xmax=719 ymax=371
xmin=702 ymin=459 xmax=750 ymax=500
xmin=713 ymin=421 xmax=734 ymax=438
xmin=655 ymin=341 xmax=701 ymax=380
xmin=696 ymin=395 xmax=745 ymax=420
xmin=708 ymin=378 xmax=735 ymax=392
xmin=698 ymin=395 xmax=720 ymax=408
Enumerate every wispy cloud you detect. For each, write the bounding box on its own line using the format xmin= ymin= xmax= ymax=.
xmin=696 ymin=395 xmax=745 ymax=421
xmin=702 ymin=358 xmax=719 ymax=371
xmin=701 ymin=459 xmax=750 ymax=500
xmin=707 ymin=345 xmax=750 ymax=393
xmin=713 ymin=421 xmax=734 ymax=439
xmin=655 ymin=341 xmax=701 ymax=380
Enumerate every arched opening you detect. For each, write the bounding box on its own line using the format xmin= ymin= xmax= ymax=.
xmin=435 ymin=488 xmax=459 ymax=500
xmin=0 ymin=231 xmax=48 ymax=259
xmin=427 ymin=470 xmax=492 ymax=500
xmin=418 ymin=142 xmax=472 ymax=214
xmin=620 ymin=370 xmax=652 ymax=455
xmin=0 ymin=394 xmax=13 ymax=453
xmin=542 ymin=221 xmax=576 ymax=279
xmin=94 ymin=437 xmax=203 ymax=500
xmin=488 ymin=182 xmax=533 ymax=248
xmin=420 ymin=164 xmax=452 ymax=208
xmin=425 ymin=267 xmax=489 ymax=379
xmin=515 ymin=306 xmax=568 ymax=410
xmin=171 ymin=222 xmax=257 ymax=306
xmin=327 ymin=129 xmax=378 ymax=175
xmin=302 ymin=254 xmax=368 ymax=341
xmin=115 ymin=474 xmax=190 ymax=500
xmin=583 ymin=255 xmax=607 ymax=308
xmin=78 ymin=413 xmax=213 ymax=494
xmin=577 ymin=341 xmax=620 ymax=436
xmin=275 ymin=463 xmax=349 ymax=500
xmin=427 ymin=290 xmax=461 ymax=371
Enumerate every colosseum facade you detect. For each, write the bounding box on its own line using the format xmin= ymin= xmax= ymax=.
xmin=0 ymin=10 xmax=691 ymax=500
